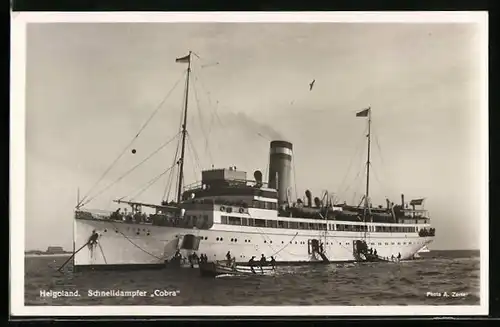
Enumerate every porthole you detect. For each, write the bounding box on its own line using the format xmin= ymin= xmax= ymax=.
xmin=235 ymin=239 xmax=238 ymax=242
xmin=220 ymin=238 xmax=223 ymax=241
xmin=147 ymin=232 xmax=150 ymax=236
xmin=104 ymin=229 xmax=107 ymax=232
xmin=136 ymin=232 xmax=140 ymax=235
xmin=295 ymin=241 xmax=297 ymax=244
xmin=115 ymin=230 xmax=118 ymax=233
xmin=231 ymin=238 xmax=234 ymax=242
xmin=216 ymin=237 xmax=219 ymax=241
xmin=282 ymin=241 xmax=284 ymax=244
xmin=270 ymin=241 xmax=272 ymax=244
xmin=205 ymin=237 xmax=208 ymax=240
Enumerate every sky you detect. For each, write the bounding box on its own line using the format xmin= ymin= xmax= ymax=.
xmin=24 ymin=22 xmax=484 ymax=251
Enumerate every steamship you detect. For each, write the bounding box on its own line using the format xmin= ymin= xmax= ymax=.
xmin=72 ymin=52 xmax=435 ymax=271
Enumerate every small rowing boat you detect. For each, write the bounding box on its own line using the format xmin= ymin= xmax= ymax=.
xmin=199 ymin=260 xmax=276 ymax=277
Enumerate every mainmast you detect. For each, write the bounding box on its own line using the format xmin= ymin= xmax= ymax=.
xmin=355 ymin=106 xmax=371 ymax=222
xmin=365 ymin=107 xmax=372 ymax=222
xmin=176 ymin=51 xmax=192 ymax=204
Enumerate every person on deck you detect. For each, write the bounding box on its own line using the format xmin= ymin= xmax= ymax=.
xmin=88 ymin=230 xmax=99 ymax=246
xmin=226 ymin=251 xmax=232 ymax=266
xmin=374 ymin=249 xmax=378 ymax=257
xmin=397 ymin=252 xmax=401 ymax=261
xmin=248 ymin=256 xmax=256 ymax=274
xmin=391 ymin=254 xmax=395 ymax=261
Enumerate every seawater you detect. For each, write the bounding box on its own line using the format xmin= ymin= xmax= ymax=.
xmin=24 ymin=250 xmax=480 ymax=306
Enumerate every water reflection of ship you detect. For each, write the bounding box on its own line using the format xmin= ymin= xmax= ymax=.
xmin=71 ymin=51 xmax=435 ymax=271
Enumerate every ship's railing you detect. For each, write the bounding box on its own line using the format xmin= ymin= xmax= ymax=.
xmin=183 ymin=179 xmax=269 ymax=193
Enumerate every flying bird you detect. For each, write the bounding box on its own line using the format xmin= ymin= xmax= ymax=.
xmin=309 ymin=79 xmax=315 ymax=91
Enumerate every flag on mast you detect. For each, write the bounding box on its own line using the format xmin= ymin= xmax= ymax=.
xmin=356 ymin=107 xmax=370 ymax=117
xmin=176 ymin=54 xmax=191 ymax=63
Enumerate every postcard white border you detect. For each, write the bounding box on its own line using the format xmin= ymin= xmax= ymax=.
xmin=10 ymin=11 xmax=489 ymax=317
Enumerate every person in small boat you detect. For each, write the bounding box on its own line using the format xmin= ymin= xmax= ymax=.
xmin=391 ymin=254 xmax=395 ymax=261
xmin=231 ymin=256 xmax=237 ymax=269
xmin=374 ymin=249 xmax=378 ymax=257
xmin=260 ymin=254 xmax=267 ymax=273
xmin=248 ymin=256 xmax=256 ymax=274
xmin=270 ymin=256 xmax=276 ymax=269
xmin=190 ymin=252 xmax=199 ymax=268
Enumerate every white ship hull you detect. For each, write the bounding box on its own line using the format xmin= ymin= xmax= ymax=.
xmin=74 ymin=217 xmax=434 ymax=270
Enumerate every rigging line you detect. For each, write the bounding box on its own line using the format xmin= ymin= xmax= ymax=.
xmin=340 ymin=136 xmax=369 ymax=198
xmin=81 ymin=132 xmax=181 ymax=207
xmin=192 ymin=73 xmax=224 ymax=127
xmin=128 ymin=163 xmax=178 ymax=202
xmin=253 ymin=225 xmax=302 ymax=258
xmin=292 ymin=155 xmax=299 ymax=202
xmin=341 ymin=163 xmax=364 ymax=196
xmin=78 ymin=71 xmax=186 ymax=207
xmin=163 ymin=135 xmax=181 ymax=203
xmin=192 ymin=76 xmax=214 ymax=167
xmin=192 ymin=74 xmax=223 ymax=144
xmin=186 ymin=132 xmax=203 ymax=173
xmin=336 ymin=132 xmax=369 ymax=196
xmin=372 ymin=129 xmax=389 ymax=185
xmin=108 ymin=221 xmax=163 ymax=260
xmin=185 ymin=138 xmax=199 ymax=185
xmin=97 ymin=243 xmax=108 ymax=264
xmin=370 ymin=165 xmax=389 ymax=200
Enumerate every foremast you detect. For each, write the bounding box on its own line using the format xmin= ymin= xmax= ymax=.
xmin=175 ymin=51 xmax=192 ymax=204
